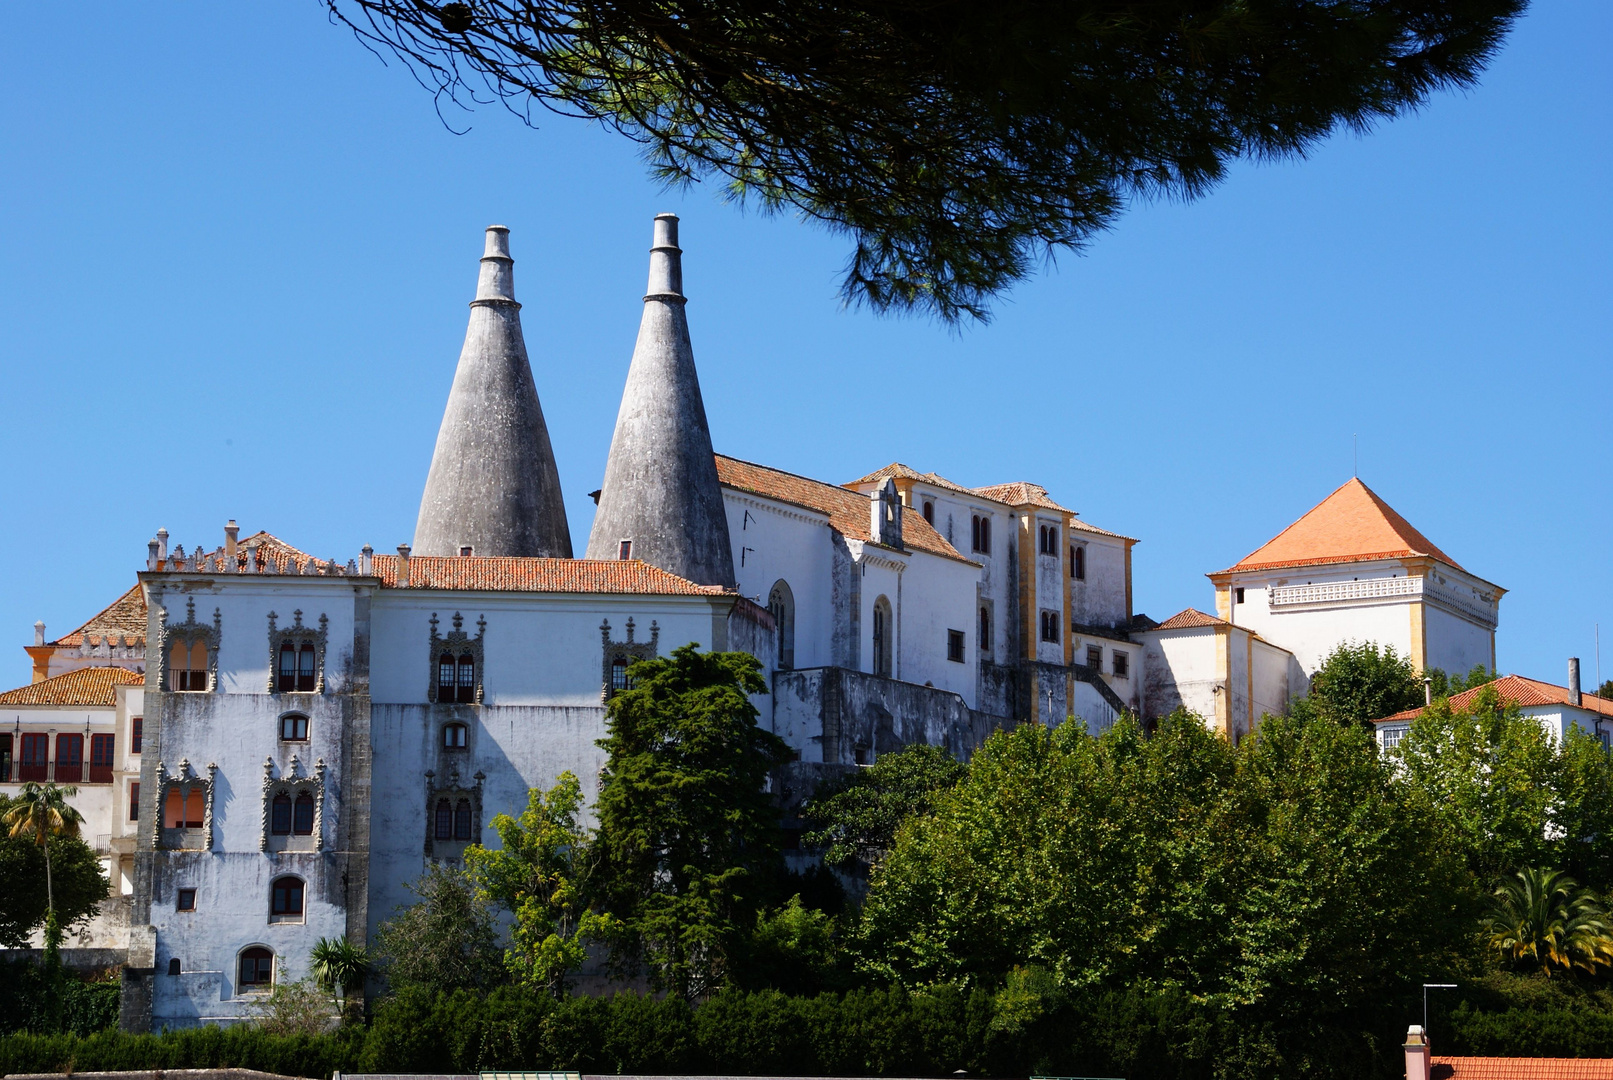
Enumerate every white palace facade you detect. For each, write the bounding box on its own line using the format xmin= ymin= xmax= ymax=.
xmin=0 ymin=217 xmax=1504 ymax=1030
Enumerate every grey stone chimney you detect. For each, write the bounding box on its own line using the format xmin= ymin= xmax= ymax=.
xmin=413 ymin=225 xmax=573 ymax=558
xmin=359 ymin=544 xmax=373 ymax=577
xmin=397 ymin=544 xmax=412 ymax=587
xmin=1570 ymin=657 xmax=1582 ymax=706
xmin=33 ymin=621 xmax=45 ymax=647
xmin=871 ymin=478 xmax=903 ymax=549
xmin=156 ymin=528 xmax=169 ymax=562
xmin=147 ymin=538 xmax=160 ymax=571
xmin=585 ymin=214 xmax=735 ymax=588
xmin=224 ymin=520 xmax=239 ymax=561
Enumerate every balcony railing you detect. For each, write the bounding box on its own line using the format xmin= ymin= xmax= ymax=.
xmin=17 ymin=762 xmax=49 ymax=782
xmin=54 ymin=760 xmax=84 ymax=783
xmin=88 ymin=764 xmax=114 ymax=784
xmin=1 ymin=759 xmax=113 ymax=784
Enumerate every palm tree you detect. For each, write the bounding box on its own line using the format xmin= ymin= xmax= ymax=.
xmin=1485 ymin=867 xmax=1613 ymax=976
xmin=310 ymin=936 xmax=370 ymax=1018
xmin=2 ymin=781 xmax=87 ymax=958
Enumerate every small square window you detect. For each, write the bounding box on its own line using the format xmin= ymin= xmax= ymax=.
xmin=176 ymin=888 xmax=196 ymax=912
xmin=618 ymin=540 xmax=633 ymax=560
xmin=1112 ymin=651 xmax=1129 ymax=678
xmin=1086 ymin=645 xmax=1102 ymax=669
xmin=459 ymin=545 xmax=474 ymax=557
xmin=1234 ymin=587 xmax=1246 ymax=604
xmin=947 ymin=630 xmax=965 ymax=663
xmin=279 ymin=713 xmax=309 ymax=741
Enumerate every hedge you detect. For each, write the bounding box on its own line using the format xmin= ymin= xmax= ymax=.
xmin=0 ymin=959 xmax=120 ymax=1037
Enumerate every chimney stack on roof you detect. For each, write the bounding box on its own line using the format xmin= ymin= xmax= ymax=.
xmin=1403 ymin=1025 xmax=1430 ymax=1080
xmin=871 ymin=478 xmax=903 ymax=549
xmin=413 ymin=225 xmax=573 ymax=560
xmin=225 ymin=520 xmax=239 ymax=561
xmin=156 ymin=528 xmax=169 ymax=562
xmin=1570 ymin=657 xmax=1582 ymax=707
xmin=148 ymin=538 xmax=160 ymax=571
xmin=33 ymin=621 xmax=45 ymax=647
xmin=398 ymin=544 xmax=412 ymax=587
xmin=585 ymin=214 xmax=735 ymax=588
xmin=360 ymin=544 xmax=373 ymax=577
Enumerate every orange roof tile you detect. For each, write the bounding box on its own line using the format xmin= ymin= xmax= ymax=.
xmin=717 ymin=455 xmax=972 ymax=564
xmin=1218 ymin=478 xmax=1461 ymax=574
xmin=49 ymin=583 xmax=147 ymax=648
xmin=371 ymin=554 xmax=729 ymax=595
xmin=1150 ymin=608 xmax=1228 ymax=631
xmin=847 ymin=462 xmax=983 ymax=500
xmin=1432 ymin=1056 xmax=1613 ymax=1079
xmin=1375 ymin=674 xmax=1613 ymax=724
xmin=972 ymin=482 xmax=1074 ymax=513
xmin=0 ymin=666 xmax=143 ymax=707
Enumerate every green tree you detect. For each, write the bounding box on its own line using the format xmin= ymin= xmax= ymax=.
xmin=1556 ymin=727 xmax=1613 ymax=891
xmin=0 ymin=794 xmax=109 ymax=948
xmin=330 ymin=0 xmax=1522 ymax=322
xmin=801 ymin=743 xmax=965 ymax=873
xmin=467 ymin=772 xmax=613 ymax=995
xmin=592 ymin=644 xmax=792 ymax=999
xmin=1 ymin=783 xmax=96 ymax=958
xmin=310 ymin=936 xmax=370 ymax=1019
xmin=859 ymin=712 xmax=1471 ymax=1033
xmin=1484 ymin=868 xmax=1613 ymax=977
xmin=729 ymin=894 xmax=847 ymax=995
xmin=374 ymin=863 xmax=505 ymax=994
xmin=1294 ymin=641 xmax=1425 ymax=727
xmin=1394 ymin=687 xmax=1561 ymax=880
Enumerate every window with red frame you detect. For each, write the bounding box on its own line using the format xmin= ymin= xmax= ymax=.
xmin=89 ymin=733 xmax=115 ymax=783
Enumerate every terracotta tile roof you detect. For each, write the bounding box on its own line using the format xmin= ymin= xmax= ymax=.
xmin=0 ymin=666 xmax=143 ymax=707
xmin=1149 ymin=608 xmax=1228 ymax=631
xmin=371 ymin=554 xmax=729 ymax=595
xmin=1218 ymin=478 xmax=1461 ymax=574
xmin=1375 ymin=674 xmax=1613 ymax=724
xmin=716 ymin=455 xmax=972 ymax=564
xmin=848 ymin=462 xmax=982 ymax=499
xmin=49 ymin=583 xmax=147 ymax=647
xmin=1432 ymin=1057 xmax=1613 ymax=1079
xmin=155 ymin=531 xmax=342 ymax=575
xmin=972 ymin=482 xmax=1073 ymax=513
xmin=1068 ymin=517 xmax=1134 ymax=541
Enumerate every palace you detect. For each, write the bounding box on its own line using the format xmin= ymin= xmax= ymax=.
xmin=1 ymin=216 xmax=1506 ymax=1030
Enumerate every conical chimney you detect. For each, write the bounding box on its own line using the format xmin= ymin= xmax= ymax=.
xmin=586 ymin=214 xmax=734 ymax=587
xmin=414 ymin=226 xmax=573 ymax=558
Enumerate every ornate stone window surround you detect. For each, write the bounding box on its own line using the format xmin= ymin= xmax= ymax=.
xmin=601 ymin=617 xmax=658 ymax=702
xmin=154 ymin=757 xmax=217 ymax=850
xmin=259 ymin=754 xmax=327 ymax=852
xmin=266 ymin=610 xmax=329 ymax=694
xmin=423 ymin=764 xmax=485 ymax=859
xmin=428 ymin=612 xmax=486 ymax=704
xmin=159 ymin=598 xmax=221 ymax=693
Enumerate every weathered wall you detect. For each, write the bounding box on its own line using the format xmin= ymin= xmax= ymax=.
xmin=772 ymin=667 xmax=1008 ymax=766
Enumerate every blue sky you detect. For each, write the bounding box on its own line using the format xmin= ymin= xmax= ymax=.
xmin=1 ymin=3 xmax=1608 ymax=691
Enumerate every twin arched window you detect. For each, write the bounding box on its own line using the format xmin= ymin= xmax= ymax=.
xmin=970 ymin=515 xmax=992 ymax=555
xmin=437 ymin=653 xmax=477 ymax=704
xmin=277 ymin=643 xmax=317 ymax=692
xmin=1039 ymin=523 xmax=1059 ymax=555
xmin=169 ymin=639 xmax=209 ymax=692
xmin=270 ymin=792 xmax=315 ymax=836
xmin=433 ymin=797 xmax=473 ymax=841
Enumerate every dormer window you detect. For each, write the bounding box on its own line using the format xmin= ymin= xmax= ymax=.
xmin=459 ymin=545 xmax=474 ymax=557
xmin=618 ymin=540 xmax=633 ymax=560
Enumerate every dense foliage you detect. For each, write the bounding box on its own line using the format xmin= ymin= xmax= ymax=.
xmin=0 ymin=958 xmax=119 ymax=1036
xmin=0 ymin=792 xmax=109 ymax=947
xmin=372 ymin=862 xmax=505 ymax=994
xmin=802 ymin=744 xmax=965 ymax=873
xmin=328 ymin=0 xmax=1523 ymax=321
xmin=1291 ymin=641 xmax=1426 ymax=727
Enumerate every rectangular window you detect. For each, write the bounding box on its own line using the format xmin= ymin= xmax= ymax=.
xmin=1112 ymin=651 xmax=1129 ymax=678
xmin=19 ymin=733 xmax=48 ymax=781
xmin=1086 ymin=645 xmax=1102 ymax=669
xmin=1234 ymin=587 xmax=1246 ymax=604
xmin=1381 ymin=727 xmax=1405 ymax=751
xmin=54 ymin=733 xmax=84 ymax=783
xmin=947 ymin=630 xmax=965 ymax=663
xmin=89 ymin=733 xmax=115 ymax=783
xmin=176 ymin=888 xmax=196 ymax=912
xmin=618 ymin=540 xmax=632 ymax=560
xmin=131 ymin=717 xmax=143 ymax=754
xmin=129 ymin=781 xmax=140 ymax=821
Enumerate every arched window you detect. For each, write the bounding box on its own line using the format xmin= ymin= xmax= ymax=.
xmin=277 ymin=644 xmax=297 ymax=691
xmin=293 ymin=793 xmax=315 ymax=836
xmin=270 ymin=876 xmax=304 ymax=920
xmin=238 ymin=947 xmax=274 ymax=989
xmin=767 ymin=580 xmax=796 ymax=670
xmin=454 ymin=799 xmax=473 ymax=841
xmin=979 ymin=606 xmax=991 ymax=653
xmin=434 ymin=798 xmax=453 ymax=840
xmin=168 ymin=957 xmax=181 ymax=976
xmin=456 ymin=655 xmax=476 ymax=704
xmin=610 ymin=656 xmax=630 ymax=696
xmin=1039 ymin=523 xmax=1059 ymax=555
xmin=437 ymin=653 xmax=456 ymax=701
xmin=971 ymin=514 xmax=991 ymax=555
xmin=279 ymin=713 xmax=308 ymax=741
xmin=1071 ymin=545 xmax=1085 ymax=581
xmin=922 ymin=500 xmax=934 ymax=525
xmin=872 ymin=596 xmax=892 ymax=677
xmin=442 ymin=723 xmax=468 ymax=749
xmin=171 ymin=639 xmax=208 ymax=692
xmin=297 ymin=644 xmax=317 ymax=692
xmin=271 ymin=793 xmax=292 ymax=835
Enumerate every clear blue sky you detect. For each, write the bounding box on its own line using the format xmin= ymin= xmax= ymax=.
xmin=1 ymin=3 xmax=1608 ymax=691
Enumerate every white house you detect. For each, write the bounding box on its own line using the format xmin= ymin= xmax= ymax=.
xmin=1372 ymin=663 xmax=1612 ymax=752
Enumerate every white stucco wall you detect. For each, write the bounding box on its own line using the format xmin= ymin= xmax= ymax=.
xmin=1423 ymin=603 xmax=1494 ymax=678
xmin=724 ymin=490 xmax=836 ymax=671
